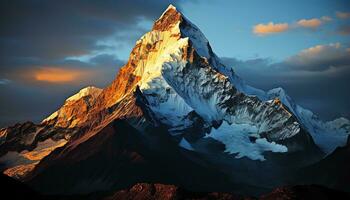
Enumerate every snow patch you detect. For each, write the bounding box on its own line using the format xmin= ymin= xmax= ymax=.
xmin=179 ymin=137 xmax=194 ymax=151
xmin=42 ymin=111 xmax=58 ymax=123
xmin=205 ymin=121 xmax=288 ymax=161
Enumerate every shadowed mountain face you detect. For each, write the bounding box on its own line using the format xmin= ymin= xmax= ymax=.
xmin=0 ymin=4 xmax=349 ymax=198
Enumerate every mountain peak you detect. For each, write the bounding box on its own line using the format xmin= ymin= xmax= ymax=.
xmin=165 ymin=4 xmax=177 ymax=12
xmin=153 ymin=4 xmax=182 ymax=31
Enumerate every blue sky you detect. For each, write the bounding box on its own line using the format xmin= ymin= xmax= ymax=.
xmin=0 ymin=0 xmax=349 ymax=126
xmin=178 ymin=0 xmax=349 ymax=60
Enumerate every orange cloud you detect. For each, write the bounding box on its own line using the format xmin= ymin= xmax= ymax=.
xmin=336 ymin=11 xmax=350 ymax=19
xmin=297 ymin=18 xmax=322 ymax=28
xmin=253 ymin=22 xmax=289 ymax=36
xmin=253 ymin=16 xmax=332 ymax=36
xmin=32 ymin=67 xmax=91 ymax=83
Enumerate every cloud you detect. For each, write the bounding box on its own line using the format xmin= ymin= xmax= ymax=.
xmin=28 ymin=67 xmax=92 ymax=83
xmin=297 ymin=18 xmax=322 ymax=28
xmin=253 ymin=22 xmax=289 ymax=35
xmin=253 ymin=16 xmax=332 ymax=36
xmin=337 ymin=25 xmax=350 ymax=35
xmin=3 ymin=53 xmax=126 ymax=86
xmin=0 ymin=53 xmax=126 ymax=127
xmin=296 ymin=16 xmax=333 ymax=29
xmin=321 ymin=16 xmax=332 ymax=22
xmin=336 ymin=11 xmax=350 ymax=19
xmin=284 ymin=43 xmax=350 ymax=71
xmin=0 ymin=79 xmax=11 ymax=85
xmin=89 ymin=54 xmax=124 ymax=67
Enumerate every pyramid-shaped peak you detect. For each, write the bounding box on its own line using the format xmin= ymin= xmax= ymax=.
xmin=153 ymin=4 xmax=183 ymax=31
xmin=165 ymin=4 xmax=177 ymax=11
xmin=160 ymin=4 xmax=179 ymax=18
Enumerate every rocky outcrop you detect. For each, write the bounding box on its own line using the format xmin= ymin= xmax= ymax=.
xmin=104 ymin=183 xmax=247 ymax=200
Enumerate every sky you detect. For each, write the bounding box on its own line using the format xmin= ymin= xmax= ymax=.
xmin=0 ymin=0 xmax=349 ymax=127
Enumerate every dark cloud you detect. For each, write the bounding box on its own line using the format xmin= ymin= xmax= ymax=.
xmin=89 ymin=54 xmax=124 ymax=67
xmin=282 ymin=43 xmax=350 ymax=71
xmin=0 ymin=79 xmax=11 ymax=85
xmin=0 ymin=0 xmax=184 ymax=60
xmin=337 ymin=25 xmax=350 ymax=35
xmin=221 ymin=43 xmax=350 ymax=121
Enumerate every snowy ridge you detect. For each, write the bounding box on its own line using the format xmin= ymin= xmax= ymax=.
xmin=42 ymin=86 xmax=102 ymax=123
xmin=249 ymin=85 xmax=350 ymax=154
xmin=66 ymin=86 xmax=102 ymax=102
xmin=294 ymin=105 xmax=349 ymax=154
xmin=229 ymin=68 xmax=350 ymax=154
xmin=132 ymin=20 xmax=194 ymax=127
xmin=42 ymin=111 xmax=59 ymax=123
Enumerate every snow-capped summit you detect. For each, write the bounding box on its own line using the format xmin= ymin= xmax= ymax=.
xmin=134 ymin=4 xmax=348 ymax=157
xmin=113 ymin=4 xmax=319 ymax=161
xmin=159 ymin=4 xmax=177 ymax=18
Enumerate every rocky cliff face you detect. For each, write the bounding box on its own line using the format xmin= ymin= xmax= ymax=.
xmin=0 ymin=4 xmax=349 ymax=196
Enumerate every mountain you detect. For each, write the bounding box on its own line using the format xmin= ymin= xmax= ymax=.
xmin=0 ymin=4 xmax=349 ymax=197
